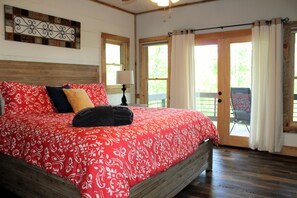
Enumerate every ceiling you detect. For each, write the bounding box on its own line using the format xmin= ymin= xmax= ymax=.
xmin=91 ymin=0 xmax=215 ymax=15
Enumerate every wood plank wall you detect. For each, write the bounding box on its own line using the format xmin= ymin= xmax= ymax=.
xmin=0 ymin=60 xmax=99 ymax=86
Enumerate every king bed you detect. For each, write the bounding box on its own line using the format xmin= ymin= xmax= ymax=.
xmin=0 ymin=60 xmax=219 ymax=198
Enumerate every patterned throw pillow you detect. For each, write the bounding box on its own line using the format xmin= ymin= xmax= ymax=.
xmin=0 ymin=81 xmax=55 ymax=115
xmin=66 ymin=83 xmax=109 ymax=106
xmin=63 ymin=89 xmax=95 ymax=113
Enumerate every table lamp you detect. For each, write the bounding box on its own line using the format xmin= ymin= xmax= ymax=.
xmin=116 ymin=70 xmax=134 ymax=106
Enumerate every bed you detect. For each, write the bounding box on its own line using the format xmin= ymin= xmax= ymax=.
xmin=0 ymin=60 xmax=219 ymax=198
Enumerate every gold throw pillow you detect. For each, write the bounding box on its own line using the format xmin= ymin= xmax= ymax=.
xmin=63 ymin=89 xmax=94 ymax=113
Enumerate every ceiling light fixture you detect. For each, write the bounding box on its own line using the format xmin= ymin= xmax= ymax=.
xmin=151 ymin=0 xmax=180 ymax=7
xmin=150 ymin=0 xmax=180 ymax=22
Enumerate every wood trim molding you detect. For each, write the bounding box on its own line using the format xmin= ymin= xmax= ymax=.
xmin=90 ymin=0 xmax=135 ymax=15
xmin=139 ymin=35 xmax=170 ymax=44
xmin=280 ymin=146 xmax=297 ymax=157
xmin=139 ymin=44 xmax=148 ymax=104
xmin=195 ymin=29 xmax=251 ymax=45
xmin=101 ymin=33 xmax=130 ymax=43
xmin=136 ymin=0 xmax=217 ymax=15
xmin=134 ymin=15 xmax=138 ymax=102
xmin=90 ymin=0 xmax=217 ymax=15
xmin=283 ymin=21 xmax=297 ymax=133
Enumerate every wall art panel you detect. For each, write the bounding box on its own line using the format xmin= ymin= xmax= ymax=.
xmin=4 ymin=5 xmax=81 ymax=49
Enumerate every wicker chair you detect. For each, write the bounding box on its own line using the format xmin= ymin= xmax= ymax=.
xmin=230 ymin=87 xmax=251 ymax=133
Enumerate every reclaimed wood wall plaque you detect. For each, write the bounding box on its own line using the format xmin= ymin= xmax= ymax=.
xmin=4 ymin=5 xmax=81 ymax=49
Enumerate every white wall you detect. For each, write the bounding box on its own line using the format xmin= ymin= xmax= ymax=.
xmin=137 ymin=0 xmax=297 ymax=38
xmin=0 ymin=0 xmax=135 ymax=105
xmin=136 ymin=0 xmax=297 ymax=147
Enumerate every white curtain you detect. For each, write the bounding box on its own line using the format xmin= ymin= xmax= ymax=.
xmin=250 ymin=18 xmax=284 ymax=152
xmin=170 ymin=31 xmax=196 ymax=109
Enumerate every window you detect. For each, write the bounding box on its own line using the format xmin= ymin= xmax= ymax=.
xmin=106 ymin=43 xmax=122 ymax=86
xmin=147 ymin=44 xmax=168 ymax=107
xmin=284 ymin=21 xmax=297 ymax=132
xmin=139 ymin=36 xmax=171 ymax=107
xmin=101 ymin=33 xmax=130 ymax=93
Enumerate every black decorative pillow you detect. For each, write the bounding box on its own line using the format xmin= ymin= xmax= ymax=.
xmin=46 ymin=85 xmax=73 ymax=113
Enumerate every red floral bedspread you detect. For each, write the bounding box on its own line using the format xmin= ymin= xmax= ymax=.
xmin=0 ymin=107 xmax=219 ymax=198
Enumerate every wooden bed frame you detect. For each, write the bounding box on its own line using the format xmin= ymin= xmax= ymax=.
xmin=0 ymin=60 xmax=213 ymax=198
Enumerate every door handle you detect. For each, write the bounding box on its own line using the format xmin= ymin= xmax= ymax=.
xmin=218 ymin=91 xmax=222 ymax=95
xmin=218 ymin=99 xmax=222 ymax=103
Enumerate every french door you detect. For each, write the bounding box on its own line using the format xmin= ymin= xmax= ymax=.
xmin=195 ymin=30 xmax=252 ymax=147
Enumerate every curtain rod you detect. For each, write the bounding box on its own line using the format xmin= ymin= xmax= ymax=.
xmin=168 ymin=17 xmax=290 ymax=35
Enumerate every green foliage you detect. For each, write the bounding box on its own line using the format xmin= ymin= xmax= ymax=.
xmin=148 ymin=45 xmax=168 ymax=79
xmin=230 ymin=42 xmax=252 ymax=88
xmin=195 ymin=45 xmax=218 ymax=93
xmin=147 ymin=42 xmax=252 ymax=110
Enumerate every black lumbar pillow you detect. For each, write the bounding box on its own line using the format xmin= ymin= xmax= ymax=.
xmin=46 ymin=85 xmax=73 ymax=113
xmin=72 ymin=105 xmax=133 ymax=127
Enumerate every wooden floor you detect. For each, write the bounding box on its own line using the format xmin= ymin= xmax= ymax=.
xmin=1 ymin=146 xmax=297 ymax=198
xmin=175 ymin=146 xmax=297 ymax=198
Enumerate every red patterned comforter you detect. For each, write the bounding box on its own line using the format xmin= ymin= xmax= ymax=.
xmin=0 ymin=107 xmax=219 ymax=197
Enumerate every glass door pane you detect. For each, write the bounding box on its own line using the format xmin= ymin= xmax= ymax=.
xmin=229 ymin=42 xmax=252 ymax=137
xmin=195 ymin=44 xmax=218 ymax=126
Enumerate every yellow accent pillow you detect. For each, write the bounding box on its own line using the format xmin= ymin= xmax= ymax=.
xmin=63 ymin=89 xmax=94 ymax=113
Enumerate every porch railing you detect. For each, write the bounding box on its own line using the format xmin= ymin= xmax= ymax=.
xmin=293 ymin=94 xmax=297 ymax=122
xmin=148 ymin=92 xmax=218 ymax=120
xmin=196 ymin=92 xmax=218 ymax=121
xmin=148 ymin=92 xmax=297 ymax=122
xmin=148 ymin=93 xmax=166 ymax=107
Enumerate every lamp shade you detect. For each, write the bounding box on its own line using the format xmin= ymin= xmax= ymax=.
xmin=116 ymin=70 xmax=134 ymax=85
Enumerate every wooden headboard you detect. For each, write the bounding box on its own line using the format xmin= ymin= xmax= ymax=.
xmin=0 ymin=60 xmax=100 ymax=86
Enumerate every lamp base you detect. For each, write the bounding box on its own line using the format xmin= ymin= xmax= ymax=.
xmin=120 ymin=84 xmax=128 ymax=106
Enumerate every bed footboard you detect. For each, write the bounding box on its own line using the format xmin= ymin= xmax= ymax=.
xmin=130 ymin=139 xmax=213 ymax=198
xmin=0 ymin=154 xmax=81 ymax=198
xmin=0 ymin=140 xmax=213 ymax=198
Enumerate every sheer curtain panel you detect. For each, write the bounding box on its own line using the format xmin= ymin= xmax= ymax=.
xmin=170 ymin=31 xmax=196 ymax=109
xmin=250 ymin=18 xmax=283 ymax=152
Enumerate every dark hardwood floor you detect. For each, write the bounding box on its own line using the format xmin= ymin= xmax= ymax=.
xmin=1 ymin=146 xmax=297 ymax=198
xmin=175 ymin=146 xmax=297 ymax=198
